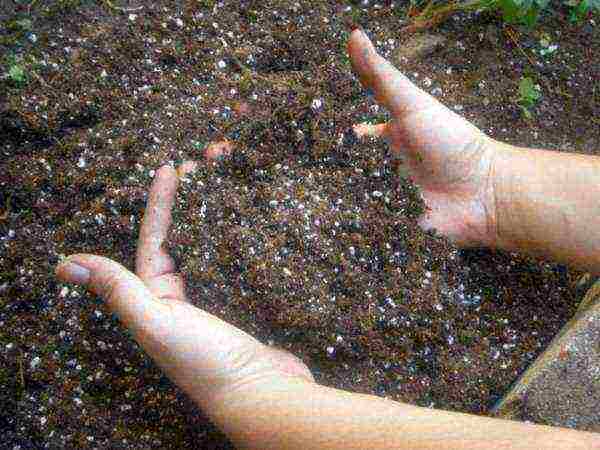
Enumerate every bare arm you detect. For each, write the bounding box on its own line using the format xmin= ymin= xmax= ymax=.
xmin=492 ymin=141 xmax=600 ymax=274
xmin=56 ymin=164 xmax=600 ymax=450
xmin=348 ymin=28 xmax=600 ymax=274
xmin=208 ymin=377 xmax=598 ymax=450
xmin=54 ymin=29 xmax=600 ymax=450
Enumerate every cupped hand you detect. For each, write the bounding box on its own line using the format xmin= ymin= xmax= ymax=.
xmin=348 ymin=29 xmax=499 ymax=248
xmin=55 ymin=164 xmax=314 ymax=413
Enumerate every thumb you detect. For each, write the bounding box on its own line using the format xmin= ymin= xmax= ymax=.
xmin=56 ymin=254 xmax=315 ymax=413
xmin=56 ymin=254 xmax=174 ymax=342
xmin=347 ymin=28 xmax=437 ymax=117
xmin=55 ymin=254 xmax=287 ymax=403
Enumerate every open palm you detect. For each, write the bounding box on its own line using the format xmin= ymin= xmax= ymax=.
xmin=349 ymin=30 xmax=498 ymax=248
xmin=56 ymin=166 xmax=313 ymax=413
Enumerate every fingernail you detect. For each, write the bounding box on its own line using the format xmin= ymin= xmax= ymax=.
xmin=359 ymin=29 xmax=373 ymax=45
xmin=59 ymin=262 xmax=90 ymax=285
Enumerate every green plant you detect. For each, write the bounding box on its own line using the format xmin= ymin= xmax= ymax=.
xmin=4 ymin=54 xmax=28 ymax=87
xmin=517 ymin=76 xmax=542 ymax=119
xmin=567 ymin=0 xmax=600 ymax=20
xmin=404 ymin=0 xmax=598 ymax=33
xmin=496 ymin=0 xmax=552 ymax=27
xmin=8 ymin=64 xmax=26 ymax=84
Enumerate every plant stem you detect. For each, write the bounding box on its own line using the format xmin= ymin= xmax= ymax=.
xmin=403 ymin=0 xmax=498 ymax=33
xmin=505 ymin=26 xmax=537 ymax=66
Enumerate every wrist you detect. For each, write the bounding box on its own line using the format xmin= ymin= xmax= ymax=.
xmin=486 ymin=139 xmax=550 ymax=255
xmin=479 ymin=137 xmax=523 ymax=252
xmin=199 ymin=344 xmax=315 ymax=416
xmin=206 ymin=372 xmax=317 ymax=450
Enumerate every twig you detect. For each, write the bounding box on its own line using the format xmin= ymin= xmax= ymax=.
xmin=18 ymin=350 xmax=25 ymax=390
xmin=228 ymin=54 xmax=315 ymax=96
xmin=29 ymin=0 xmax=143 ymax=14
xmin=101 ymin=0 xmax=143 ymax=12
xmin=30 ymin=69 xmax=55 ymax=92
xmin=505 ymin=26 xmax=537 ymax=67
xmin=402 ymin=0 xmax=496 ymax=34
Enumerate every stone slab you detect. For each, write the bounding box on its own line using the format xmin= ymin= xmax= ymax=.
xmin=492 ymin=276 xmax=600 ymax=431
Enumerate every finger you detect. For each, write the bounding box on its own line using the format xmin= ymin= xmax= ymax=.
xmin=352 ymin=121 xmax=391 ymax=140
xmin=205 ymin=139 xmax=233 ymax=161
xmin=145 ymin=273 xmax=186 ymax=302
xmin=56 ymin=254 xmax=174 ymax=339
xmin=176 ymin=160 xmax=198 ymax=178
xmin=136 ymin=165 xmax=179 ymax=282
xmin=56 ymin=255 xmax=315 ymax=413
xmin=55 ymin=253 xmax=234 ymax=388
xmin=55 ymin=255 xmax=298 ymax=406
xmin=348 ymin=29 xmax=438 ymax=117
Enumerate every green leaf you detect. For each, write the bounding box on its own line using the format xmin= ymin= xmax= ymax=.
xmin=569 ymin=0 xmax=592 ymax=21
xmin=8 ymin=64 xmax=26 ymax=83
xmin=535 ymin=0 xmax=550 ymax=8
xmin=518 ymin=77 xmax=541 ymax=110
xmin=499 ymin=0 xmax=521 ymax=22
xmin=519 ymin=77 xmax=534 ymax=93
xmin=521 ymin=5 xmax=540 ymax=27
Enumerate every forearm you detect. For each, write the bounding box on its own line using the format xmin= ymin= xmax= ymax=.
xmin=491 ymin=141 xmax=600 ymax=274
xmin=206 ymin=378 xmax=597 ymax=450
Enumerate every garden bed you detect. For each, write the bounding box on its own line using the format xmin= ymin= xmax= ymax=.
xmin=0 ymin=0 xmax=597 ymax=447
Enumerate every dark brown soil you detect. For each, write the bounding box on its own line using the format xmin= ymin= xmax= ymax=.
xmin=1 ymin=0 xmax=597 ymax=448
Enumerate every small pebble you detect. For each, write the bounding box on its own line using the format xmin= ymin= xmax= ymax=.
xmin=311 ymin=98 xmax=323 ymax=111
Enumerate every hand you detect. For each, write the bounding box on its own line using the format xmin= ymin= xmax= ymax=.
xmin=55 ymin=164 xmax=313 ymax=414
xmin=348 ymin=30 xmax=499 ymax=248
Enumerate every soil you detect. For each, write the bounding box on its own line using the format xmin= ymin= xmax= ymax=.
xmin=1 ymin=0 xmax=598 ymax=448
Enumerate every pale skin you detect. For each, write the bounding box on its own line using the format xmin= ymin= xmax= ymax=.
xmin=55 ymin=29 xmax=600 ymax=449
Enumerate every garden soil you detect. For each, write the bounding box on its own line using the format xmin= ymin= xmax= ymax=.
xmin=1 ymin=0 xmax=598 ymax=448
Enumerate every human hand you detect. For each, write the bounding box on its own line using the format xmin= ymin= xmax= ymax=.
xmin=348 ymin=29 xmax=499 ymax=248
xmin=55 ymin=164 xmax=314 ymax=415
